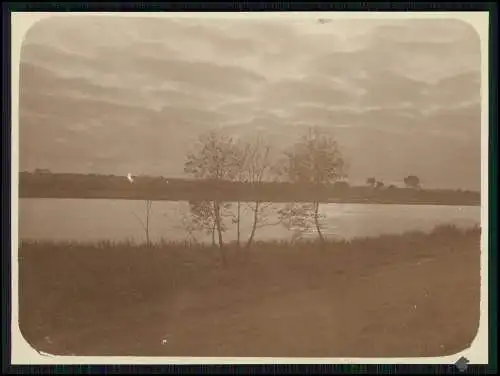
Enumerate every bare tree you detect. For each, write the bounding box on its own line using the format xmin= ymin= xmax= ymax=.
xmin=184 ymin=129 xmax=240 ymax=252
xmin=231 ymin=142 xmax=249 ymax=248
xmin=132 ymin=200 xmax=153 ymax=248
xmin=277 ymin=127 xmax=346 ymax=244
xmin=186 ymin=200 xmax=233 ymax=247
xmin=186 ymin=200 xmax=216 ymax=246
xmin=176 ymin=209 xmax=200 ymax=246
xmin=235 ymin=134 xmax=279 ymax=249
xmin=277 ymin=202 xmax=317 ymax=244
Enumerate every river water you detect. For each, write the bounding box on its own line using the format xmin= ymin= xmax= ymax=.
xmin=18 ymin=198 xmax=481 ymax=244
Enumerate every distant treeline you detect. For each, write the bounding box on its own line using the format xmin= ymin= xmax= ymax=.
xmin=19 ymin=171 xmax=480 ymax=206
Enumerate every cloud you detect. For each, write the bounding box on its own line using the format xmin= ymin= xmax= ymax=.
xmin=357 ymin=72 xmax=431 ymax=107
xmin=289 ymin=104 xmax=419 ymax=129
xmin=427 ymin=72 xmax=481 ymax=105
xmin=262 ymin=76 xmax=358 ymax=108
xmin=18 ymin=16 xmax=482 ymax=189
xmin=128 ymin=56 xmax=267 ymax=97
xmin=21 ymin=41 xmax=267 ymax=100
xmin=20 ymin=61 xmax=228 ymax=113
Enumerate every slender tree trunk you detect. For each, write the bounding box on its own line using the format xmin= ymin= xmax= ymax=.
xmin=313 ymin=201 xmax=324 ymax=244
xmin=236 ymin=200 xmax=241 ymax=248
xmin=245 ymin=200 xmax=260 ymax=249
xmin=145 ymin=200 xmax=152 ymax=248
xmin=213 ymin=200 xmax=224 ymax=249
xmin=211 ymin=221 xmax=216 ymax=247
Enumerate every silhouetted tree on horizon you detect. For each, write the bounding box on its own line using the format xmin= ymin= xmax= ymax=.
xmin=404 ymin=175 xmax=421 ymax=189
xmin=366 ymin=177 xmax=376 ymax=187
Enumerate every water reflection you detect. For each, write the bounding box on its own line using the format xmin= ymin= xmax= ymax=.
xmin=19 ymin=199 xmax=480 ymax=243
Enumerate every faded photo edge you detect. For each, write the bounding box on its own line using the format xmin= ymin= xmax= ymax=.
xmin=9 ymin=11 xmax=490 ymax=365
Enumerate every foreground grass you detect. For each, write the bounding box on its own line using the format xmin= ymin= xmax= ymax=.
xmin=19 ymin=224 xmax=481 ymax=357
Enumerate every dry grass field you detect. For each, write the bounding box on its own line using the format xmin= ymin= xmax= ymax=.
xmin=18 ymin=225 xmax=480 ymax=358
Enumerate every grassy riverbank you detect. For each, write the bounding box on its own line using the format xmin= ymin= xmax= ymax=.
xmin=18 ymin=224 xmax=481 ymax=357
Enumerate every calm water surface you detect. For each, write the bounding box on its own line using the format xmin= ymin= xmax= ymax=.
xmin=19 ymin=199 xmax=480 ymax=244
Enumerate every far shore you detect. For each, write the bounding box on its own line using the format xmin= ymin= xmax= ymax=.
xmin=19 ymin=172 xmax=481 ymax=206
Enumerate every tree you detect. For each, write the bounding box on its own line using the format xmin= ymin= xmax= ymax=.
xmin=366 ymin=177 xmax=376 ymax=187
xmin=235 ymin=134 xmax=279 ymax=249
xmin=230 ymin=139 xmax=250 ymax=248
xmin=184 ymin=129 xmax=240 ymax=252
xmin=404 ymin=175 xmax=421 ymax=189
xmin=175 ymin=205 xmax=201 ymax=246
xmin=277 ymin=127 xmax=346 ymax=244
xmin=186 ymin=200 xmax=232 ymax=247
xmin=375 ymin=181 xmax=385 ymax=189
xmin=132 ymin=200 xmax=153 ymax=248
xmin=277 ymin=202 xmax=317 ymax=244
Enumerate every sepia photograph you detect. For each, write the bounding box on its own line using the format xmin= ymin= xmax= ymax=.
xmin=15 ymin=13 xmax=484 ymax=359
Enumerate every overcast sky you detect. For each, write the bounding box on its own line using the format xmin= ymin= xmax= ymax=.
xmin=19 ymin=16 xmax=481 ymax=190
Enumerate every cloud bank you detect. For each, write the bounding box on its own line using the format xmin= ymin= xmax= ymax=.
xmin=19 ymin=16 xmax=481 ymax=189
